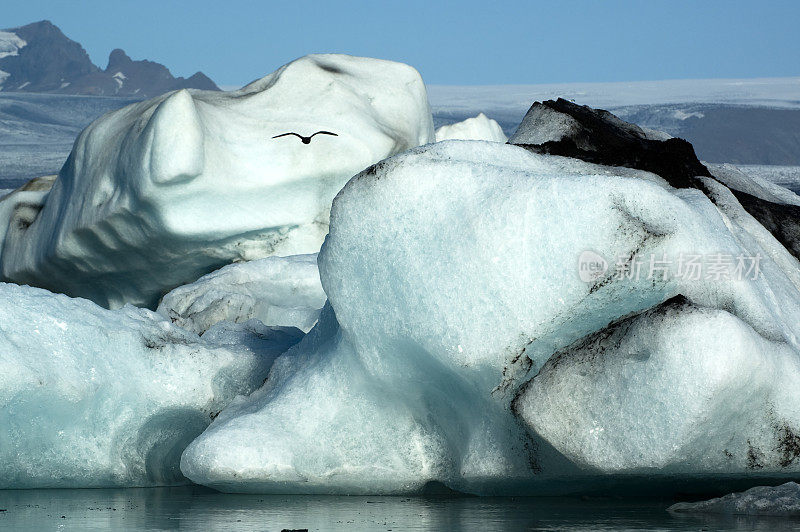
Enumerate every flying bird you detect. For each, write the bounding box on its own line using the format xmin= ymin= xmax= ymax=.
xmin=271 ymin=131 xmax=339 ymax=144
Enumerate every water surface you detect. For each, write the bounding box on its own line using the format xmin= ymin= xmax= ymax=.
xmin=2 ymin=486 xmax=800 ymax=531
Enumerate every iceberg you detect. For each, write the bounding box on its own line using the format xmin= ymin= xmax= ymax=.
xmin=668 ymin=482 xmax=800 ymax=516
xmin=180 ymin=138 xmax=800 ymax=494
xmin=157 ymin=253 xmax=325 ymax=334
xmin=435 ymin=113 xmax=507 ymax=142
xmin=0 ymin=281 xmax=299 ymax=488
xmin=0 ymin=54 xmax=434 ymax=309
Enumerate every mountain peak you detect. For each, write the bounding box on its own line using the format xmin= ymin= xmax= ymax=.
xmin=17 ymin=20 xmax=58 ymax=31
xmin=181 ymin=72 xmax=220 ymax=91
xmin=12 ymin=20 xmax=68 ymax=41
xmin=107 ymin=48 xmax=132 ymax=70
xmin=0 ymin=21 xmax=219 ymax=97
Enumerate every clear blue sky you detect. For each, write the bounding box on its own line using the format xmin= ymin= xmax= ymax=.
xmin=4 ymin=0 xmax=799 ymax=87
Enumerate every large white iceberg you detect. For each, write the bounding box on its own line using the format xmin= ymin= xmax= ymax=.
xmin=157 ymin=253 xmax=325 ymax=334
xmin=435 ymin=113 xmax=507 ymax=142
xmin=0 ymin=281 xmax=298 ymax=488
xmin=0 ymin=54 xmax=434 ymax=309
xmin=180 ymin=141 xmax=800 ymax=494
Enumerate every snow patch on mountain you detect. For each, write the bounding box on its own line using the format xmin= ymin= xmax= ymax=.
xmin=0 ymin=30 xmax=25 ymax=60
xmin=0 ymin=30 xmax=24 ymax=88
xmin=112 ymin=71 xmax=125 ymax=89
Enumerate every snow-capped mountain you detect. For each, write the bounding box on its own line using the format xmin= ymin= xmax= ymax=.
xmin=0 ymin=21 xmax=219 ymax=97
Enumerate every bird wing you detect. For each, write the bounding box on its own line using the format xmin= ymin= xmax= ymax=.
xmin=309 ymin=131 xmax=339 ymax=138
xmin=272 ymin=132 xmax=304 ymax=140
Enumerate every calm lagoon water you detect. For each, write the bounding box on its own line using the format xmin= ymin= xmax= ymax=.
xmin=2 ymin=486 xmax=800 ymax=531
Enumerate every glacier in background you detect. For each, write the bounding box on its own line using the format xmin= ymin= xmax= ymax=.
xmin=2 ymin=76 xmax=800 ymax=189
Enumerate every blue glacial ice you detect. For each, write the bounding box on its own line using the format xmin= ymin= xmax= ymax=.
xmin=0 ymin=282 xmax=299 ymax=488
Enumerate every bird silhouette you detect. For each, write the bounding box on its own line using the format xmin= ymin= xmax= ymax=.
xmin=271 ymin=131 xmax=339 ymax=144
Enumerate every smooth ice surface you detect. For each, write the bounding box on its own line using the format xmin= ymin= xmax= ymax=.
xmin=0 ymin=54 xmax=433 ymax=309
xmin=0 ymin=282 xmax=297 ymax=488
xmin=181 ymin=141 xmax=800 ymax=494
xmin=669 ymin=482 xmax=800 ymax=516
xmin=435 ymin=113 xmax=507 ymax=142
xmin=158 ymin=254 xmax=325 ymax=334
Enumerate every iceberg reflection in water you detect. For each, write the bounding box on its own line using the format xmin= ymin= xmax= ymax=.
xmin=1 ymin=486 xmax=799 ymax=531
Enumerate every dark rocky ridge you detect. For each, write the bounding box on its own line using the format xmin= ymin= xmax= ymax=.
xmin=509 ymin=98 xmax=713 ymax=190
xmin=0 ymin=21 xmax=219 ymax=97
xmin=733 ymin=191 xmax=800 ymax=259
xmin=434 ymin=104 xmax=800 ymax=166
xmin=509 ymin=98 xmax=800 ymax=261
